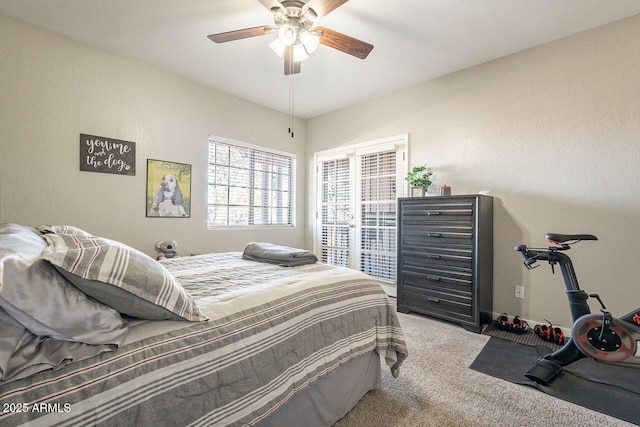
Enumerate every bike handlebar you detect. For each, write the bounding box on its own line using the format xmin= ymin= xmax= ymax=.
xmin=515 ymin=233 xmax=597 ymax=272
xmin=516 ymin=234 xmax=597 ymax=292
xmin=514 ymin=244 xmax=538 ymax=268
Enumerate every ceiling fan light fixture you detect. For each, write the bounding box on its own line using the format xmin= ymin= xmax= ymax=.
xmin=302 ymin=7 xmax=317 ymax=22
xmin=299 ymin=29 xmax=321 ymax=54
xmin=278 ymin=23 xmax=298 ymax=46
xmin=269 ymin=38 xmax=286 ymax=57
xmin=292 ymin=43 xmax=309 ymax=62
xmin=271 ymin=6 xmax=286 ymax=18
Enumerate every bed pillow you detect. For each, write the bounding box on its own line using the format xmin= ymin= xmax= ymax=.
xmin=40 ymin=233 xmax=208 ymax=322
xmin=36 ymin=224 xmax=93 ymax=237
xmin=0 ymin=223 xmax=129 ymax=345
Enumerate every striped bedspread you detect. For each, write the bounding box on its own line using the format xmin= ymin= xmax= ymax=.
xmin=0 ymin=253 xmax=408 ymax=426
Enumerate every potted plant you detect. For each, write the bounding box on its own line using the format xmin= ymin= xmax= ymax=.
xmin=406 ymin=165 xmax=433 ymax=197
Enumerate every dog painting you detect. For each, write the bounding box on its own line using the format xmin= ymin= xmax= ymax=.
xmin=146 ymin=160 xmax=191 ymax=218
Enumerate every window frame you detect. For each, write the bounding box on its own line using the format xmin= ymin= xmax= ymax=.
xmin=207 ymin=135 xmax=296 ymax=229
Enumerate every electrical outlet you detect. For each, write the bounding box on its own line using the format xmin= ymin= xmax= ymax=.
xmin=515 ymin=285 xmax=525 ymax=299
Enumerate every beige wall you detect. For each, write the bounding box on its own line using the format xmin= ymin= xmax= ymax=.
xmin=306 ymin=15 xmax=640 ymax=326
xmin=0 ymin=14 xmax=307 ymax=257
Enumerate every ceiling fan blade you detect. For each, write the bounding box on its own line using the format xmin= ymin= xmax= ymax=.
xmin=207 ymin=25 xmax=274 ymax=43
xmin=315 ymin=27 xmax=373 ymax=59
xmin=283 ymin=46 xmax=301 ymax=75
xmin=303 ymin=0 xmax=349 ymax=18
xmin=257 ymin=0 xmax=285 ymax=12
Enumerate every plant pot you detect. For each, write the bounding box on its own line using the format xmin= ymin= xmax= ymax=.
xmin=410 ymin=186 xmax=425 ymax=197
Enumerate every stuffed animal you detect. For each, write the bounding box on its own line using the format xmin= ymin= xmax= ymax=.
xmin=155 ymin=240 xmax=178 ymax=260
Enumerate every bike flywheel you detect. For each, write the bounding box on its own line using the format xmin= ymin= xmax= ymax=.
xmin=572 ymin=314 xmax=637 ymax=363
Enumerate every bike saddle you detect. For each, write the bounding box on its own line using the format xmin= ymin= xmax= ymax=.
xmin=546 ymin=233 xmax=598 ymax=243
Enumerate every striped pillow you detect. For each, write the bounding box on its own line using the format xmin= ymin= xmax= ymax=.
xmin=41 ymin=234 xmax=207 ymax=322
xmin=36 ymin=224 xmax=93 ymax=237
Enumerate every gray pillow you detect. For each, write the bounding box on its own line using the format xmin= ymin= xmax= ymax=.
xmin=0 ymin=223 xmax=129 ymax=345
xmin=41 ymin=233 xmax=208 ymax=322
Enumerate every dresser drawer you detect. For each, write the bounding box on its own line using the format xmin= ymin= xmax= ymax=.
xmin=400 ymin=286 xmax=473 ymax=322
xmin=401 ymin=275 xmax=471 ymax=299
xmin=401 ymin=200 xmax=475 ymax=220
xmin=401 ymin=264 xmax=473 ymax=293
xmin=402 ymin=224 xmax=473 ymax=246
xmin=402 ymin=244 xmax=472 ymax=269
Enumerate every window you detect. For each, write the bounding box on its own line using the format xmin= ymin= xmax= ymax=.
xmin=207 ymin=136 xmax=295 ymax=228
xmin=314 ymin=135 xmax=407 ymax=288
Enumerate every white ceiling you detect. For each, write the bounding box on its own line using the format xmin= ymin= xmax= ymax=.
xmin=2 ymin=0 xmax=640 ymax=118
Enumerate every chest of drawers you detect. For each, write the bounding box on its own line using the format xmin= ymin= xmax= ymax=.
xmin=396 ymin=195 xmax=493 ymax=333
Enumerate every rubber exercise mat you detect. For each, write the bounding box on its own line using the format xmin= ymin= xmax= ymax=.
xmin=470 ymin=337 xmax=640 ymax=425
xmin=482 ymin=320 xmax=562 ymax=350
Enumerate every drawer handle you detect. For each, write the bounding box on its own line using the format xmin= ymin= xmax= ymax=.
xmin=427 ymin=211 xmax=441 ymax=216
xmin=427 ymin=233 xmax=442 ymax=238
xmin=427 ymin=297 xmax=441 ymax=303
xmin=427 ymin=275 xmax=441 ymax=281
xmin=427 ymin=254 xmax=441 ymax=259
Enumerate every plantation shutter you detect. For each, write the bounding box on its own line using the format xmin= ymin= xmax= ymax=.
xmin=318 ymin=157 xmax=354 ymax=267
xmin=357 ymin=149 xmax=398 ymax=282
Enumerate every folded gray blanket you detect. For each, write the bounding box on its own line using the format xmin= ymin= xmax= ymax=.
xmin=242 ymin=242 xmax=318 ymax=267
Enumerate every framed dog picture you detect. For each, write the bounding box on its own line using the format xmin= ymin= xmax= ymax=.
xmin=146 ymin=159 xmax=191 ymax=218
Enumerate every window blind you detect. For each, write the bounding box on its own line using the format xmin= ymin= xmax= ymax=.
xmin=207 ymin=138 xmax=295 ymax=228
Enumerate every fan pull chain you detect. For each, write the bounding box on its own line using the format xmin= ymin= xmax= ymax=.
xmin=288 ymin=68 xmax=295 ymax=138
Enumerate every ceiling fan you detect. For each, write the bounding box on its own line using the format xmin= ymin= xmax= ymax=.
xmin=207 ymin=0 xmax=374 ymax=75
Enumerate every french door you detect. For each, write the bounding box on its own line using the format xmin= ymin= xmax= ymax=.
xmin=315 ymin=136 xmax=408 ymax=288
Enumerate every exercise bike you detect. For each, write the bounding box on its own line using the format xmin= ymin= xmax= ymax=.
xmin=514 ymin=233 xmax=640 ymax=384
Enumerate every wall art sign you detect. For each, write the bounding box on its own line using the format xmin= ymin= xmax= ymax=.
xmin=146 ymin=159 xmax=191 ymax=218
xmin=80 ymin=133 xmax=136 ymax=176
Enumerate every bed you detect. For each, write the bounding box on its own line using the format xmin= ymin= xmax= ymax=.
xmin=0 ymin=223 xmax=408 ymax=426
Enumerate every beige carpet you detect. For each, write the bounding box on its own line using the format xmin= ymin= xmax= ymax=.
xmin=334 ymin=311 xmax=635 ymax=427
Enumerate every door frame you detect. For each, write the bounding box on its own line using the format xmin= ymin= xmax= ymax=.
xmin=312 ymin=134 xmax=409 ymax=275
